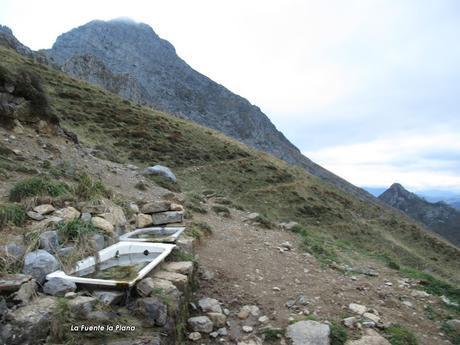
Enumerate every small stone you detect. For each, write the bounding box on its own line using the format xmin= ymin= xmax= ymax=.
xmin=81 ymin=212 xmax=92 ymax=222
xmin=207 ymin=312 xmax=227 ymax=327
xmin=286 ymin=320 xmax=330 ymax=345
xmin=43 ymin=277 xmax=76 ymax=296
xmin=217 ymin=327 xmax=228 ymax=336
xmin=136 ymin=297 xmax=168 ymax=327
xmin=198 ymin=297 xmax=222 ymax=314
xmin=446 ymin=319 xmax=460 ymax=332
xmin=410 ymin=290 xmax=431 ymax=298
xmin=258 ymin=315 xmax=269 ymax=324
xmin=343 ymin=316 xmax=358 ymax=329
xmin=273 ymin=286 xmax=281 ymax=291
xmin=188 ymin=332 xmax=202 ymax=341
xmin=238 ymin=305 xmax=260 ymax=319
xmin=54 ymin=207 xmax=80 ymax=221
xmin=242 ymin=326 xmax=253 ymax=333
xmin=39 ymin=230 xmax=59 ymax=252
xmin=363 ymin=312 xmax=380 ymax=323
xmin=188 ymin=316 xmax=213 ymax=333
xmin=68 ymin=296 xmax=97 ymax=317
xmin=0 ymin=273 xmax=31 ymax=293
xmin=136 ymin=213 xmax=153 ymax=228
xmin=402 ymin=301 xmax=413 ymax=308
xmin=27 ymin=211 xmax=45 ymax=221
xmin=210 ymin=331 xmax=218 ymax=338
xmin=129 ymin=203 xmax=140 ymax=214
xmin=349 ymin=303 xmax=367 ymax=315
xmin=90 ymin=233 xmax=105 ymax=251
xmin=33 ymin=204 xmax=55 ymax=215
xmin=12 ymin=280 xmax=37 ymax=304
xmin=93 ymin=290 xmax=124 ymax=305
xmin=170 ymin=203 xmax=184 ymax=211
xmin=91 ymin=216 xmax=114 ymax=234
xmin=286 ymin=299 xmax=296 ymax=308
xmin=65 ymin=292 xmax=77 ymax=299
xmin=223 ymin=308 xmax=230 ymax=316
xmin=281 ymin=241 xmax=293 ymax=250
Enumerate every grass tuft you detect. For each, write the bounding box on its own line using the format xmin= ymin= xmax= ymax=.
xmin=330 ymin=322 xmax=348 ymax=345
xmin=384 ymin=325 xmax=418 ymax=345
xmin=73 ymin=173 xmax=112 ymax=201
xmin=0 ymin=203 xmax=26 ymax=228
xmin=9 ymin=176 xmax=69 ymax=202
xmin=55 ymin=218 xmax=97 ymax=241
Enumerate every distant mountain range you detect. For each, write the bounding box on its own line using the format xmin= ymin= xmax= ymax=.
xmin=364 ymin=186 xmax=460 ymax=210
xmin=379 ymin=183 xmax=460 ymax=246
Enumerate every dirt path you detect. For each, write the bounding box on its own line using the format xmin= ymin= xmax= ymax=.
xmin=190 ymin=204 xmax=449 ymax=344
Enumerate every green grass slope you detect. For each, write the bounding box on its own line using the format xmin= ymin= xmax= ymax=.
xmin=1 ymin=47 xmax=459 ymax=287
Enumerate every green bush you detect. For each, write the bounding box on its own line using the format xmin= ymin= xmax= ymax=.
xmin=9 ymin=176 xmax=69 ymax=201
xmin=55 ymin=219 xmax=97 ymax=241
xmin=252 ymin=214 xmax=274 ymax=229
xmin=384 ymin=325 xmax=418 ymax=345
xmin=187 ymin=222 xmax=212 ymax=239
xmin=212 ymin=205 xmax=230 ymax=217
xmin=0 ymin=203 xmax=26 ymax=228
xmin=330 ymin=322 xmax=348 ymax=345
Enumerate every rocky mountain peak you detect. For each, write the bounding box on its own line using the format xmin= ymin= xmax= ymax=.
xmin=43 ymin=19 xmax=377 ymax=203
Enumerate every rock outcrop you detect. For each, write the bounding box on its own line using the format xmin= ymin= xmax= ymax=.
xmin=379 ymin=183 xmax=460 ymax=246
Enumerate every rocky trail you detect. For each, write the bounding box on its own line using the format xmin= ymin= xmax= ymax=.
xmin=185 ymin=201 xmax=454 ymax=344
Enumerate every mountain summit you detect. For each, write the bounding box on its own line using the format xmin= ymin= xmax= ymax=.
xmin=43 ymin=19 xmax=373 ymax=201
xmin=379 ymin=183 xmax=460 ymax=246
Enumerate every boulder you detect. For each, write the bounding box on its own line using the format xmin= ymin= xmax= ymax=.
xmin=286 ymin=320 xmax=330 ymax=345
xmin=136 ymin=213 xmax=153 ymax=228
xmin=198 ymin=297 xmax=222 ymax=314
xmin=22 ymin=250 xmax=59 ymax=284
xmin=162 ymin=261 xmax=194 ymax=276
xmin=143 ymin=165 xmax=177 ymax=182
xmin=0 ymin=296 xmax=57 ymax=345
xmin=136 ymin=297 xmax=168 ymax=327
xmin=33 ymin=204 xmax=55 ymax=215
xmin=446 ymin=319 xmax=460 ymax=332
xmin=0 ymin=273 xmax=31 ymax=293
xmin=93 ymin=290 xmax=124 ymax=306
xmin=39 ymin=230 xmax=59 ymax=252
xmin=91 ymin=216 xmax=114 ymax=234
xmin=151 ymin=211 xmax=183 ymax=225
xmin=188 ymin=316 xmax=213 ymax=333
xmin=136 ymin=277 xmax=156 ymax=297
xmin=43 ymin=277 xmax=76 ymax=296
xmin=53 ymin=207 xmax=80 ymax=221
xmin=141 ymin=200 xmax=171 ymax=214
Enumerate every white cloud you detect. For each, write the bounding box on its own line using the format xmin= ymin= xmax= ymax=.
xmin=304 ymin=130 xmax=460 ymax=192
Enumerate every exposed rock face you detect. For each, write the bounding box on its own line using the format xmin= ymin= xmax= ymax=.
xmin=43 ymin=19 xmax=374 ymax=202
xmin=0 ymin=25 xmax=47 ymax=63
xmin=379 ymin=183 xmax=460 ymax=246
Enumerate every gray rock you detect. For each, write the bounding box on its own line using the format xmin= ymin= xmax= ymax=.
xmin=151 ymin=211 xmax=183 ymax=225
xmin=0 ymin=296 xmax=7 ymax=318
xmin=198 ymin=297 xmax=222 ymax=314
xmin=27 ymin=211 xmax=45 ymax=221
xmin=90 ymin=233 xmax=105 ymax=250
xmin=143 ymin=165 xmax=176 ymax=182
xmin=141 ymin=200 xmax=171 ymax=214
xmin=13 ymin=280 xmax=37 ymax=304
xmin=136 ymin=277 xmax=156 ymax=297
xmin=286 ymin=320 xmax=330 ymax=345
xmin=86 ymin=310 xmax=117 ymax=320
xmin=39 ymin=230 xmax=59 ymax=252
xmin=4 ymin=242 xmax=25 ymax=257
xmin=207 ymin=312 xmax=227 ymax=327
xmin=33 ymin=204 xmax=55 ymax=215
xmin=188 ymin=331 xmax=202 ymax=341
xmin=188 ymin=316 xmax=213 ymax=333
xmin=0 ymin=273 xmax=31 ymax=293
xmin=68 ymin=296 xmax=97 ymax=317
xmin=136 ymin=297 xmax=168 ymax=327
xmin=345 ymin=329 xmax=391 ymax=345
xmin=217 ymin=327 xmax=228 ymax=336
xmin=81 ymin=212 xmax=92 ymax=222
xmin=446 ymin=319 xmax=460 ymax=332
xmin=43 ymin=277 xmax=76 ymax=296
xmin=22 ymin=250 xmax=59 ymax=284
xmin=93 ymin=290 xmax=124 ymax=305
xmin=1 ymin=296 xmax=57 ymax=345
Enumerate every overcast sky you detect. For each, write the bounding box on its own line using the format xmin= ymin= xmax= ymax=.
xmin=1 ymin=0 xmax=459 ymax=193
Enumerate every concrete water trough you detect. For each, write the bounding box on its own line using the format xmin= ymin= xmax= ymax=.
xmin=119 ymin=226 xmax=185 ymax=243
xmin=46 ymin=242 xmax=175 ymax=287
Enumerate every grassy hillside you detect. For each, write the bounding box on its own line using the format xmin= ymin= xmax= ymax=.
xmin=1 ymin=46 xmax=459 ymax=287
